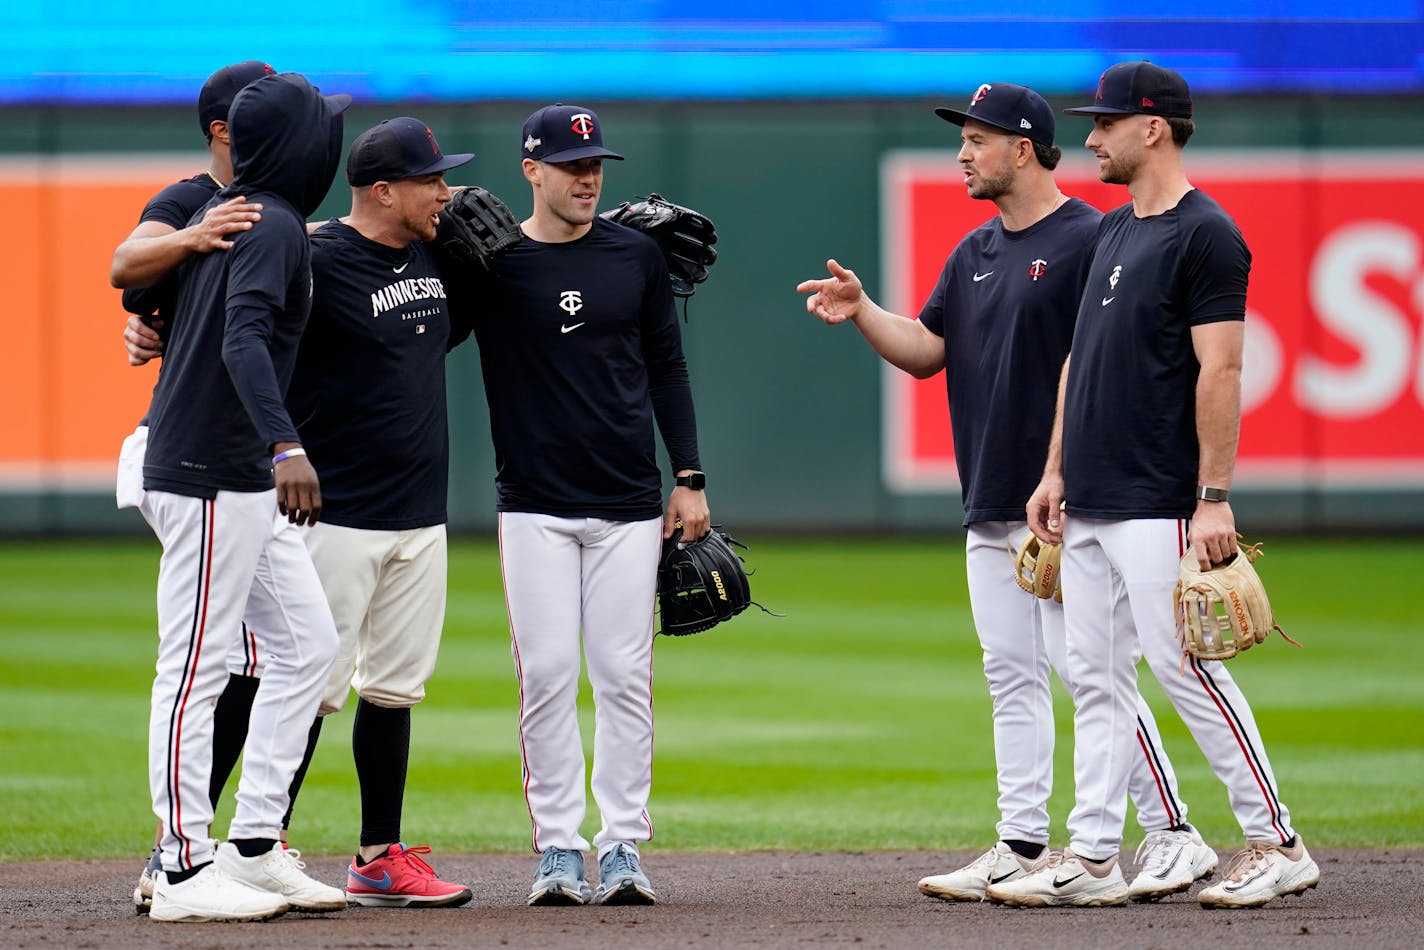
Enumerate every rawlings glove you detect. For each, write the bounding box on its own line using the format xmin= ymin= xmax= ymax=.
xmin=434 ymin=186 xmax=522 ymax=271
xmin=1010 ymin=532 xmax=1063 ymax=603
xmin=600 ymin=193 xmax=718 ymax=297
xmin=1174 ymin=540 xmax=1300 ymax=662
xmin=657 ymin=526 xmax=754 ymax=636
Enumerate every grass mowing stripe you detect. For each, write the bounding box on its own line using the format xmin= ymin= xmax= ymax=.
xmin=1 ymin=536 xmax=1420 ymax=859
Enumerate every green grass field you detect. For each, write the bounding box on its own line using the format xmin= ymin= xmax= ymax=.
xmin=2 ymin=535 xmax=1420 ymax=861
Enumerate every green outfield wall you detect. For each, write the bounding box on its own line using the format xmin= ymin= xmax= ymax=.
xmin=3 ymin=96 xmax=1422 ymax=535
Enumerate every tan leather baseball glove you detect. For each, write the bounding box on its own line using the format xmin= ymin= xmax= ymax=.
xmin=1011 ymin=532 xmax=1062 ymax=603
xmin=1174 ymin=540 xmax=1300 ymax=662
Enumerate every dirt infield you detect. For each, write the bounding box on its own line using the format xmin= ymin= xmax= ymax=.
xmin=3 ymin=849 xmax=1421 ymax=949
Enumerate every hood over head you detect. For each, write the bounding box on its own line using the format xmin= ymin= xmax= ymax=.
xmin=228 ymin=72 xmax=351 ymax=217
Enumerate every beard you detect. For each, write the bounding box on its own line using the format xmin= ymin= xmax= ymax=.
xmin=1098 ymin=151 xmax=1139 ymax=185
xmin=967 ymin=168 xmax=1013 ymax=201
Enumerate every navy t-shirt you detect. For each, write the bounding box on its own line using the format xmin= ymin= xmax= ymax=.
xmin=286 ymin=221 xmax=454 ymax=530
xmin=1063 ymin=189 xmax=1250 ymax=519
xmin=455 ymin=217 xmax=700 ymax=521
xmin=918 ymin=198 xmax=1101 ymax=525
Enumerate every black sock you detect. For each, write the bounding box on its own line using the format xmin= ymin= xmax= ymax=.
xmin=282 ymin=715 xmax=324 ymax=830
xmin=231 ymin=837 xmax=278 ymax=858
xmin=357 ymin=845 xmax=394 ymax=868
xmin=1170 ymin=822 xmax=1192 ymax=833
xmin=1284 ymin=835 xmax=1297 ymax=849
xmin=209 ymin=674 xmax=260 ymax=807
xmin=1003 ymin=839 xmax=1046 ymax=860
xmin=353 ymin=698 xmax=410 ymax=848
xmin=165 ymin=861 xmax=211 ymax=884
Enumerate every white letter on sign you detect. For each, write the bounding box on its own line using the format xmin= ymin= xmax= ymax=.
xmin=1297 ymin=222 xmax=1417 ymax=418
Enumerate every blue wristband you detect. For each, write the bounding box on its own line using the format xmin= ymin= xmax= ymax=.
xmin=272 ymin=447 xmax=307 ymax=466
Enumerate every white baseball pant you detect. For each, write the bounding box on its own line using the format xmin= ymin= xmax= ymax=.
xmin=141 ymin=487 xmax=338 ymax=871
xmin=967 ymin=522 xmax=1188 ymax=845
xmin=499 ymin=512 xmax=661 ymax=855
xmin=1062 ymin=517 xmax=1295 ymax=859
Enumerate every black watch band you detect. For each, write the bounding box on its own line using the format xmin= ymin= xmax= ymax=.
xmin=1196 ymin=485 xmax=1230 ymax=502
xmin=675 ymin=472 xmax=706 ymax=490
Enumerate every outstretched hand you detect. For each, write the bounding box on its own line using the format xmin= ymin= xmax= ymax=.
xmin=797 ymin=258 xmax=865 ymax=326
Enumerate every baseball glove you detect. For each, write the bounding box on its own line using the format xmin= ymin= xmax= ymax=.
xmin=1010 ymin=532 xmax=1063 ymax=603
xmin=657 ymin=526 xmax=753 ymax=636
xmin=434 ymin=186 xmax=522 ymax=271
xmin=1174 ymin=540 xmax=1300 ymax=662
xmin=600 ymin=193 xmax=718 ymax=297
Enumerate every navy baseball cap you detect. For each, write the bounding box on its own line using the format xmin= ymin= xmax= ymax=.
xmin=198 ymin=61 xmax=276 ymax=133
xmin=935 ymin=82 xmax=1055 ymax=148
xmin=1065 ymin=61 xmax=1193 ymax=118
xmin=347 ymin=117 xmax=475 ymax=186
xmin=521 ymin=104 xmax=624 ymax=163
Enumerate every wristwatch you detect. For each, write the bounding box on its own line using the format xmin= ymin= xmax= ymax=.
xmin=675 ymin=471 xmax=706 ymax=490
xmin=1196 ymin=485 xmax=1230 ymax=502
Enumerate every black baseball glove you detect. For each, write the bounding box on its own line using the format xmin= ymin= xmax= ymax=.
xmin=600 ymin=193 xmax=718 ymax=297
xmin=657 ymin=526 xmax=753 ymax=636
xmin=434 ymin=186 xmax=522 ymax=271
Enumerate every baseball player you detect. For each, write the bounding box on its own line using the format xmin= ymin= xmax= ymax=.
xmin=125 ymin=116 xmax=482 ymax=908
xmin=997 ymin=61 xmax=1319 ymax=908
xmin=797 ymin=82 xmax=1214 ymax=903
xmin=290 ymin=117 xmax=476 ymax=907
xmin=113 ymin=60 xmax=322 ymax=915
xmin=137 ymin=71 xmax=350 ymax=923
xmin=447 ymin=103 xmax=709 ymax=906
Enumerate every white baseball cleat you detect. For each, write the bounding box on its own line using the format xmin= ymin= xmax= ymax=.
xmin=1197 ymin=837 xmax=1320 ymax=909
xmin=985 ymin=849 xmax=1129 ymax=907
xmin=149 ymin=863 xmax=289 ymax=923
xmin=215 ymin=841 xmax=346 ymax=912
xmin=918 ymin=841 xmax=1047 ymax=902
xmin=1127 ymin=825 xmax=1219 ymax=901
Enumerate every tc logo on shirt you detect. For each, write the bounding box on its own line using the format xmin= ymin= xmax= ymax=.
xmin=559 ymin=290 xmax=584 ymax=316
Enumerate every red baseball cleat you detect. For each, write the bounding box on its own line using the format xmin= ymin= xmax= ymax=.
xmin=345 ymin=843 xmax=473 ymax=908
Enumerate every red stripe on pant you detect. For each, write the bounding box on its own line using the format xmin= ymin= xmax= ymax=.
xmin=170 ymin=499 xmax=215 ymax=868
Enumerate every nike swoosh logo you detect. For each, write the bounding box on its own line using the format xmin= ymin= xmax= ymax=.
xmin=973 ymin=271 xmax=994 ymax=282
xmin=393 ymin=262 xmax=409 ymax=274
xmin=1101 ymin=296 xmax=1115 ymax=306
xmin=348 ymin=868 xmax=393 ymax=890
xmin=1052 ymin=872 xmax=1086 ymax=888
xmin=560 ymin=322 xmax=585 ymax=333
xmin=988 ymin=871 xmax=1019 ymax=885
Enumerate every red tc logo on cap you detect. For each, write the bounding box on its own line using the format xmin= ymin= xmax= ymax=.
xmin=970 ymin=84 xmax=991 ymax=104
xmin=570 ymin=113 xmax=595 ymax=139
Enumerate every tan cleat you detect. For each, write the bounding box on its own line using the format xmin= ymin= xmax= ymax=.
xmin=918 ymin=841 xmax=1048 ymax=902
xmin=1198 ymin=837 xmax=1320 ymax=909
xmin=986 ymin=849 xmax=1129 ymax=908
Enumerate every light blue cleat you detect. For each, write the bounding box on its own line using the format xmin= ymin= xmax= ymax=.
xmin=528 ymin=848 xmax=592 ymax=906
xmin=594 ymin=844 xmax=657 ymax=905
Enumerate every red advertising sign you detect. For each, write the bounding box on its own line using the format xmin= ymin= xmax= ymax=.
xmin=881 ymin=151 xmax=1424 ymax=491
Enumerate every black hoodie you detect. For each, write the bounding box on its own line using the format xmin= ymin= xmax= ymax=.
xmin=144 ymin=73 xmax=348 ymax=497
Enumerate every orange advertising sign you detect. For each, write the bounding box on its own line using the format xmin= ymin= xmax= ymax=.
xmin=0 ymin=157 xmax=199 ymax=488
xmin=881 ymin=151 xmax=1424 ymax=492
